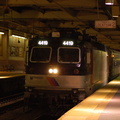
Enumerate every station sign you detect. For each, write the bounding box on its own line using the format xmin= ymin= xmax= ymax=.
xmin=95 ymin=20 xmax=116 ymax=28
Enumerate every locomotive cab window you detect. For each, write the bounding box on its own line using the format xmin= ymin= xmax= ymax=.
xmin=30 ymin=47 xmax=52 ymax=63
xmin=58 ymin=47 xmax=81 ymax=63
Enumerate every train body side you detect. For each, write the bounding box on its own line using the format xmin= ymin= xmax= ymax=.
xmin=108 ymin=49 xmax=120 ymax=80
xmin=25 ymin=36 xmax=111 ymax=102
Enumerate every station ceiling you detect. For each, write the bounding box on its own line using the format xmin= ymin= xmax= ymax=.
xmin=0 ymin=0 xmax=120 ymax=50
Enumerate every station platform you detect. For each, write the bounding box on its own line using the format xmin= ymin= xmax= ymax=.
xmin=58 ymin=76 xmax=120 ymax=120
xmin=0 ymin=71 xmax=25 ymax=77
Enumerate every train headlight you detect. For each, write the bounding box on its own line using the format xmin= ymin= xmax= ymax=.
xmin=48 ymin=68 xmax=58 ymax=74
xmin=53 ymin=68 xmax=58 ymax=74
xmin=49 ymin=69 xmax=53 ymax=73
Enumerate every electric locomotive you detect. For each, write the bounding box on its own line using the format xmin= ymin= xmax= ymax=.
xmin=25 ymin=31 xmax=111 ymax=103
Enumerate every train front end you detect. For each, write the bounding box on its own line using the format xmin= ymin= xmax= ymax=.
xmin=25 ymin=35 xmax=91 ymax=103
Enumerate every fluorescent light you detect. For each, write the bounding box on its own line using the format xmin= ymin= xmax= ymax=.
xmin=0 ymin=32 xmax=4 ymax=34
xmin=105 ymin=3 xmax=114 ymax=5
xmin=112 ymin=16 xmax=119 ymax=17
xmin=12 ymin=35 xmax=26 ymax=39
xmin=105 ymin=0 xmax=114 ymax=5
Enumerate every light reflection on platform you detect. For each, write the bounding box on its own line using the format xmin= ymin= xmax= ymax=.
xmin=0 ymin=71 xmax=25 ymax=79
xmin=58 ymin=77 xmax=120 ymax=120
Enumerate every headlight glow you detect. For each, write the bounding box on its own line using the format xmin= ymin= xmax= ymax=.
xmin=53 ymin=68 xmax=58 ymax=74
xmin=48 ymin=68 xmax=58 ymax=74
xmin=49 ymin=69 xmax=53 ymax=73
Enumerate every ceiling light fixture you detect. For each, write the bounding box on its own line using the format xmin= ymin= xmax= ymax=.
xmin=105 ymin=0 xmax=114 ymax=5
xmin=12 ymin=35 xmax=26 ymax=39
xmin=0 ymin=32 xmax=4 ymax=34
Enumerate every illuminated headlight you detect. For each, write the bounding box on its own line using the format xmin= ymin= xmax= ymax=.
xmin=49 ymin=68 xmax=58 ymax=74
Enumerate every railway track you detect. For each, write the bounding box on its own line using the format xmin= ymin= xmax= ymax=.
xmin=0 ymin=97 xmax=75 ymax=120
xmin=0 ymin=92 xmax=76 ymax=120
xmin=0 ymin=93 xmax=24 ymax=114
xmin=32 ymin=104 xmax=74 ymax=120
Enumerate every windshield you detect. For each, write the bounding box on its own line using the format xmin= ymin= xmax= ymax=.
xmin=58 ymin=47 xmax=81 ymax=63
xmin=30 ymin=47 xmax=52 ymax=63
